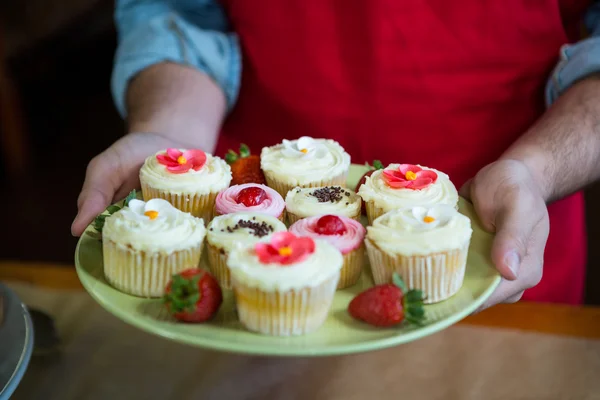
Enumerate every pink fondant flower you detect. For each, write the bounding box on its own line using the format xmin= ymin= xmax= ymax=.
xmin=156 ymin=148 xmax=207 ymax=174
xmin=255 ymin=232 xmax=316 ymax=265
xmin=382 ymin=164 xmax=438 ymax=190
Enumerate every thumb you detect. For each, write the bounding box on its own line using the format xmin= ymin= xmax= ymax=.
xmin=489 ymin=202 xmax=536 ymax=281
xmin=71 ymin=153 xmax=122 ymax=236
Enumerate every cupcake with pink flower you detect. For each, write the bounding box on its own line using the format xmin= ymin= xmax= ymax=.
xmin=289 ymin=214 xmax=366 ymax=289
xmin=139 ymin=148 xmax=231 ymax=223
xmin=227 ymin=231 xmax=343 ymax=336
xmin=358 ymin=163 xmax=458 ymax=224
xmin=215 ymin=183 xmax=285 ymax=221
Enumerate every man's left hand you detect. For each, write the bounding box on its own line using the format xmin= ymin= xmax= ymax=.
xmin=460 ymin=159 xmax=550 ymax=311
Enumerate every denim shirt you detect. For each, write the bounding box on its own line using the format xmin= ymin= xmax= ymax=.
xmin=111 ymin=0 xmax=600 ymax=117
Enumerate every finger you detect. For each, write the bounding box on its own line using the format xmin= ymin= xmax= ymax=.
xmin=459 ymin=179 xmax=473 ymax=201
xmin=490 ymin=191 xmax=544 ymax=280
xmin=71 ymin=153 xmax=123 ymax=236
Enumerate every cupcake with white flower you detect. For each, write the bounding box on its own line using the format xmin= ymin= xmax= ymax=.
xmin=358 ymin=163 xmax=458 ymax=224
xmin=289 ymin=214 xmax=366 ymax=289
xmin=260 ymin=137 xmax=351 ymax=197
xmin=206 ymin=212 xmax=287 ymax=288
xmin=102 ymin=198 xmax=206 ymax=297
xmin=366 ymin=205 xmax=472 ymax=303
xmin=285 ymin=186 xmax=362 ymax=224
xmin=139 ymin=148 xmax=231 ymax=223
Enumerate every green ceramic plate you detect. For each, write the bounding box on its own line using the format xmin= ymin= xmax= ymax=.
xmin=75 ymin=164 xmax=500 ymax=356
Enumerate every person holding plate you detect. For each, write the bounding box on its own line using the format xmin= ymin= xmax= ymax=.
xmin=72 ymin=0 xmax=600 ymax=310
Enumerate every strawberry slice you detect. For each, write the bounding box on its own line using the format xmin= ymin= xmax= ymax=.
xmin=314 ymin=215 xmax=347 ymax=235
xmin=348 ymin=273 xmax=425 ymax=327
xmin=225 ymin=144 xmax=267 ymax=185
xmin=163 ymin=268 xmax=223 ymax=323
xmin=235 ymin=186 xmax=268 ymax=207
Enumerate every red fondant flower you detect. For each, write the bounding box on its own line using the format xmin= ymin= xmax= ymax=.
xmin=156 ymin=148 xmax=207 ymax=174
xmin=255 ymin=232 xmax=316 ymax=265
xmin=382 ymin=164 xmax=438 ymax=190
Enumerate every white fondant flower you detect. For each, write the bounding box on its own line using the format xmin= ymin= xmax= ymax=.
xmin=281 ymin=136 xmax=328 ymax=159
xmin=402 ymin=204 xmax=456 ymax=230
xmin=127 ymin=198 xmax=177 ymax=221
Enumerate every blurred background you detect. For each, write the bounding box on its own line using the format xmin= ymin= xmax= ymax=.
xmin=0 ymin=0 xmax=599 ymax=304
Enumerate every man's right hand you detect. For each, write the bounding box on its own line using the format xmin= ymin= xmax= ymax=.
xmin=71 ymin=132 xmax=193 ymax=236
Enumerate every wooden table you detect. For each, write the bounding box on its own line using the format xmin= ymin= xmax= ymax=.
xmin=1 ymin=262 xmax=599 ymax=340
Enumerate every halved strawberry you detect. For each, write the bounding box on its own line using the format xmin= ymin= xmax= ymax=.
xmin=348 ymin=273 xmax=425 ymax=327
xmin=163 ymin=268 xmax=223 ymax=323
xmin=356 ymin=160 xmax=384 ymax=214
xmin=225 ymin=144 xmax=267 ymax=185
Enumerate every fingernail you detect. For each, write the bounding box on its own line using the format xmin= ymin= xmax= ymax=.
xmin=504 ymin=251 xmax=520 ymax=278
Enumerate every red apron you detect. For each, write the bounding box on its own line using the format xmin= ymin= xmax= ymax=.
xmin=216 ymin=0 xmax=589 ymax=304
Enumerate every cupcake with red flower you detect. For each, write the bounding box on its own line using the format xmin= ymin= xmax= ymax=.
xmin=215 ymin=183 xmax=285 ymax=221
xmin=357 ymin=163 xmax=458 ymax=224
xmin=206 ymin=212 xmax=287 ymax=288
xmin=227 ymin=231 xmax=343 ymax=336
xmin=139 ymin=148 xmax=231 ymax=223
xmin=289 ymin=214 xmax=366 ymax=289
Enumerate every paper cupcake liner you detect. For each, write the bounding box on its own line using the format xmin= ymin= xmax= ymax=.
xmin=337 ymin=245 xmax=365 ymax=289
xmin=265 ymin=171 xmax=348 ymax=199
xmin=206 ymin=242 xmax=232 ymax=289
xmin=365 ymin=239 xmax=469 ymax=304
xmin=365 ymin=200 xmax=387 ymax=225
xmin=102 ymin=239 xmax=203 ymax=298
xmin=231 ymin=273 xmax=340 ymax=336
xmin=141 ymin=182 xmax=218 ymax=224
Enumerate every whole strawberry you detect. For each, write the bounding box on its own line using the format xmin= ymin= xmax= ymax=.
xmin=348 ymin=273 xmax=425 ymax=327
xmin=355 ymin=160 xmax=384 ymax=214
xmin=163 ymin=268 xmax=223 ymax=323
xmin=225 ymin=144 xmax=267 ymax=185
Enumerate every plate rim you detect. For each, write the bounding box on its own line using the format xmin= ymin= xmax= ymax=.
xmin=74 ymin=164 xmax=501 ymax=357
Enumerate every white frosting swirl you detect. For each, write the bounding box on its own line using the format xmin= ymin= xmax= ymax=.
xmin=227 ymin=238 xmax=343 ymax=291
xmin=215 ymin=184 xmax=285 ymax=218
xmin=260 ymin=137 xmax=350 ymax=185
xmin=367 ymin=205 xmax=472 ymax=255
xmin=358 ymin=164 xmax=458 ymax=211
xmin=206 ymin=212 xmax=287 ymax=252
xmin=285 ymin=186 xmax=361 ymax=218
xmin=288 ymin=215 xmax=365 ymax=254
xmin=103 ymin=199 xmax=206 ymax=253
xmin=139 ymin=149 xmax=232 ymax=194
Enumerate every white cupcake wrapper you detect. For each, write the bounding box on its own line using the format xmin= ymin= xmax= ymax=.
xmin=338 ymin=245 xmax=365 ymax=289
xmin=141 ymin=182 xmax=218 ymax=224
xmin=103 ymin=239 xmax=202 ymax=297
xmin=365 ymin=239 xmax=469 ymax=304
xmin=231 ymin=273 xmax=340 ymax=336
xmin=206 ymin=242 xmax=232 ymax=289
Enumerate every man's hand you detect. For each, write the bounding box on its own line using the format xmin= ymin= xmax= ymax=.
xmin=460 ymin=159 xmax=550 ymax=310
xmin=71 ymin=132 xmax=196 ymax=236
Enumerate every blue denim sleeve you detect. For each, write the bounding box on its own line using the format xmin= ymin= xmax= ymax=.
xmin=546 ymin=3 xmax=600 ymax=106
xmin=111 ymin=0 xmax=241 ymax=117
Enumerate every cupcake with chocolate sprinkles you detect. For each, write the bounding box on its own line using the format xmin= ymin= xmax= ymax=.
xmin=206 ymin=212 xmax=287 ymax=288
xmin=285 ymin=186 xmax=362 ymax=224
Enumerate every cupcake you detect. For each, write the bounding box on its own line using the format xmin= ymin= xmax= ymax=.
xmin=260 ymin=136 xmax=351 ymax=197
xmin=285 ymin=186 xmax=362 ymax=224
xmin=227 ymin=231 xmax=343 ymax=336
xmin=215 ymin=183 xmax=285 ymax=221
xmin=206 ymin=212 xmax=287 ymax=288
xmin=102 ymin=198 xmax=206 ymax=297
xmin=358 ymin=163 xmax=458 ymax=224
xmin=139 ymin=148 xmax=231 ymax=223
xmin=289 ymin=214 xmax=366 ymax=289
xmin=365 ymin=205 xmax=472 ymax=303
